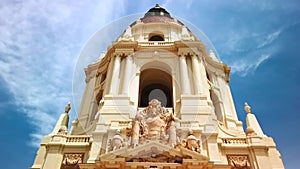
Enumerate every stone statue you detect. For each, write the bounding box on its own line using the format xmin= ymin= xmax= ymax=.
xmin=109 ymin=130 xmax=124 ymax=151
xmin=58 ymin=126 xmax=68 ymax=135
xmin=131 ymin=99 xmax=177 ymax=146
xmin=186 ymin=136 xmax=201 ymax=153
xmin=65 ymin=102 xmax=71 ymax=113
xmin=244 ymin=102 xmax=251 ymax=114
xmin=175 ymin=131 xmax=201 ymax=153
xmin=54 ymin=102 xmax=70 ymax=135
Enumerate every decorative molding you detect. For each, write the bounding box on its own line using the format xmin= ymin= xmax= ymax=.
xmin=61 ymin=153 xmax=84 ymax=169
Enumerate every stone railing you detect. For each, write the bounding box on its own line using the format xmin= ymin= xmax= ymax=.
xmin=66 ymin=136 xmax=90 ymax=143
xmin=138 ymin=41 xmax=174 ymax=46
xmin=222 ymin=138 xmax=247 ymax=145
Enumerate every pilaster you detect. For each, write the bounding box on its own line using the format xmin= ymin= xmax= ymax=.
xmin=179 ymin=55 xmax=191 ymax=95
xmin=42 ymin=135 xmax=67 ymax=169
xmin=109 ymin=54 xmax=121 ymax=94
xmin=120 ymin=55 xmax=133 ymax=95
xmin=30 ymin=136 xmax=51 ymax=169
xmin=191 ymin=55 xmax=202 ymax=94
xmin=204 ymin=133 xmax=221 ymax=162
xmin=104 ymin=56 xmax=115 ymax=95
xmin=87 ymin=130 xmax=106 ymax=163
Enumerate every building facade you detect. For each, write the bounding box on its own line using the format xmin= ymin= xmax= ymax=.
xmin=31 ymin=4 xmax=284 ymax=169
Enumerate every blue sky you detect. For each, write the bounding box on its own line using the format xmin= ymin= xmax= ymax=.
xmin=0 ymin=0 xmax=299 ymax=168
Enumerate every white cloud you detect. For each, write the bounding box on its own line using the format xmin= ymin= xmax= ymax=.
xmin=257 ymin=30 xmax=282 ymax=48
xmin=0 ymin=0 xmax=128 ymax=147
xmin=221 ymin=28 xmax=284 ymax=77
xmin=230 ymin=54 xmax=271 ymax=76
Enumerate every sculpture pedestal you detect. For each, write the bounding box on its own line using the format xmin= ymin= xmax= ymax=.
xmin=180 ymin=95 xmax=212 ymax=123
xmin=98 ymin=95 xmax=135 ymax=124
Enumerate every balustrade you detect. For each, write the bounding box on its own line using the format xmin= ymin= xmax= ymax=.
xmin=66 ymin=136 xmax=90 ymax=143
xmin=222 ymin=138 xmax=247 ymax=144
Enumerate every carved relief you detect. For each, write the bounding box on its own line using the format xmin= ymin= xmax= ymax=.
xmin=61 ymin=153 xmax=83 ymax=169
xmin=106 ymin=99 xmax=203 ymax=154
xmin=227 ymin=155 xmax=250 ymax=169
xmin=131 ymin=99 xmax=177 ymax=147
xmin=125 ymin=153 xmax=186 ymax=163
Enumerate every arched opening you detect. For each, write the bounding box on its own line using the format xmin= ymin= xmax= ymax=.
xmin=149 ymin=32 xmax=164 ymax=41
xmin=139 ymin=68 xmax=173 ymax=107
xmin=149 ymin=35 xmax=164 ymax=41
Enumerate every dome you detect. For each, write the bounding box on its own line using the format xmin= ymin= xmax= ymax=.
xmin=144 ymin=4 xmax=171 ymax=17
xmin=131 ymin=4 xmax=184 ymax=25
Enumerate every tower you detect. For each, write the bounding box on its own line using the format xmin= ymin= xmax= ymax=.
xmin=31 ymin=4 xmax=284 ymax=169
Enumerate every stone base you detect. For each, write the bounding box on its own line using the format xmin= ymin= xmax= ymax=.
xmin=98 ymin=95 xmax=136 ymax=123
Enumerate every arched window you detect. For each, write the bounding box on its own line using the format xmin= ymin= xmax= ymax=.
xmin=149 ymin=35 xmax=164 ymax=41
xmin=140 ymin=84 xmax=171 ymax=107
xmin=139 ymin=68 xmax=173 ymax=107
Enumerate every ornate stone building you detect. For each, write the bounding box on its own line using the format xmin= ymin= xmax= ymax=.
xmin=31 ymin=4 xmax=284 ymax=169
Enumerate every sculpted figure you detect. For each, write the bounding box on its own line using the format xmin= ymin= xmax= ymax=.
xmin=65 ymin=102 xmax=71 ymax=113
xmin=131 ymin=99 xmax=177 ymax=146
xmin=145 ymin=106 xmax=165 ymax=139
xmin=109 ymin=130 xmax=124 ymax=151
xmin=244 ymin=102 xmax=251 ymax=114
xmin=183 ymin=131 xmax=201 ymax=153
xmin=58 ymin=126 xmax=68 ymax=135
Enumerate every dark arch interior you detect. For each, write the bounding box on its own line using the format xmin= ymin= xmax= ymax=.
xmin=149 ymin=35 xmax=164 ymax=41
xmin=140 ymin=84 xmax=172 ymax=107
xmin=138 ymin=68 xmax=173 ymax=108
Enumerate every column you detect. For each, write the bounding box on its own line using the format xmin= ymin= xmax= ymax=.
xmin=109 ymin=54 xmax=121 ymax=94
xmin=104 ymin=56 xmax=115 ymax=95
xmin=198 ymin=56 xmax=210 ymax=97
xmin=191 ymin=55 xmax=202 ymax=94
xmin=121 ymin=55 xmax=133 ymax=94
xmin=87 ymin=132 xmax=105 ymax=163
xmin=179 ymin=55 xmax=191 ymax=94
xmin=42 ymin=135 xmax=66 ymax=169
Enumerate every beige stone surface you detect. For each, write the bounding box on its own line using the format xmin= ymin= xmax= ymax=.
xmin=30 ymin=4 xmax=284 ymax=169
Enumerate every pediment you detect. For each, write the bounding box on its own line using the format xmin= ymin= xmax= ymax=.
xmin=99 ymin=140 xmax=209 ymax=163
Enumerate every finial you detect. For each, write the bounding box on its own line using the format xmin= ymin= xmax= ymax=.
xmin=65 ymin=102 xmax=71 ymax=113
xmin=155 ymin=4 xmax=160 ymax=8
xmin=244 ymin=102 xmax=251 ymax=114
